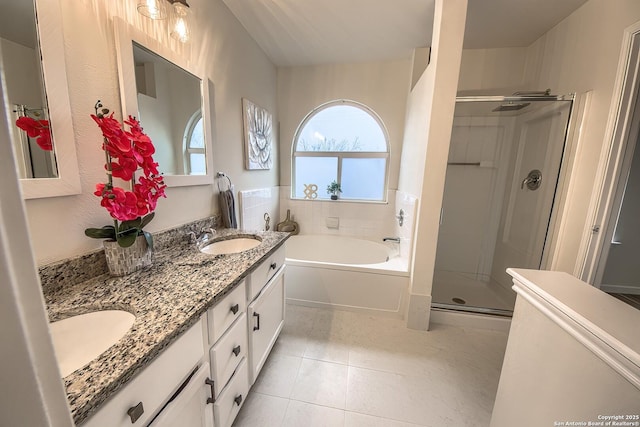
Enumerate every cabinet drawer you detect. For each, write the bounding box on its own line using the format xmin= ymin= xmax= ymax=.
xmin=207 ymin=280 xmax=246 ymax=345
xmin=209 ymin=313 xmax=247 ymax=397
xmin=247 ymin=246 xmax=285 ymax=302
xmin=213 ymin=358 xmax=249 ymax=427
xmin=148 ymin=363 xmax=213 ymax=427
xmin=248 ymin=266 xmax=285 ymax=385
xmin=82 ymin=320 xmax=204 ymax=427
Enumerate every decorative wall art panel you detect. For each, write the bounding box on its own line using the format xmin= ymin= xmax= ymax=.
xmin=242 ymin=98 xmax=273 ymax=170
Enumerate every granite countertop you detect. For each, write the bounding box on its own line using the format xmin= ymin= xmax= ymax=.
xmin=44 ymin=228 xmax=289 ymax=425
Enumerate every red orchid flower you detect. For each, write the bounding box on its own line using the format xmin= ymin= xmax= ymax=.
xmin=88 ymin=102 xmax=166 ymax=242
xmin=16 ymin=116 xmax=53 ymax=151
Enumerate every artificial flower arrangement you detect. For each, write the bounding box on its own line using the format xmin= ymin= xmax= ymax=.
xmin=84 ymin=101 xmax=166 ymax=248
xmin=15 ymin=116 xmax=52 ymax=151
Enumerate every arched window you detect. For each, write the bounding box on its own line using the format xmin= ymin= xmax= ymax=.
xmin=292 ymin=100 xmax=389 ymax=201
xmin=184 ymin=110 xmax=206 ymax=175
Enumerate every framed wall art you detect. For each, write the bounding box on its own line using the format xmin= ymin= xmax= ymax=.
xmin=242 ymin=98 xmax=273 ymax=170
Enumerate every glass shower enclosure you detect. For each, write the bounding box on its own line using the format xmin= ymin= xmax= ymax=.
xmin=431 ymin=94 xmax=574 ymax=316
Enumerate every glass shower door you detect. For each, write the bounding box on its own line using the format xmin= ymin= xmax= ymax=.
xmin=431 ymin=96 xmax=573 ymax=315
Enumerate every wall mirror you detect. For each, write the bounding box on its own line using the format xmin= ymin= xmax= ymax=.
xmin=0 ymin=0 xmax=80 ymax=198
xmin=114 ymin=18 xmax=214 ymax=187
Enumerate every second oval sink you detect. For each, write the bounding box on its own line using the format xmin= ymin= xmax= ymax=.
xmin=49 ymin=310 xmax=135 ymax=377
xmin=199 ymin=237 xmax=261 ymax=255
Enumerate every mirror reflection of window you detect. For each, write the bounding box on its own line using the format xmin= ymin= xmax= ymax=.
xmin=132 ymin=42 xmax=204 ymax=176
xmin=0 ymin=0 xmax=58 ymax=179
xmin=185 ymin=112 xmax=206 ymax=175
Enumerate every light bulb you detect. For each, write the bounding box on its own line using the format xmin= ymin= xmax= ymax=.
xmin=169 ymin=2 xmax=191 ymax=43
xmin=137 ymin=0 xmax=168 ymax=20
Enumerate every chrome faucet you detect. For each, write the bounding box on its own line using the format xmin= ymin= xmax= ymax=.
xmin=189 ymin=228 xmax=217 ymax=245
xmin=383 ymin=237 xmax=400 ymax=243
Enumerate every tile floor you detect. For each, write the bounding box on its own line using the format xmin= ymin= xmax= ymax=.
xmin=233 ymin=304 xmax=509 ymax=427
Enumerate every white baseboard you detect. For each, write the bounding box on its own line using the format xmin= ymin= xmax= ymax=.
xmin=286 ymin=298 xmax=405 ymax=319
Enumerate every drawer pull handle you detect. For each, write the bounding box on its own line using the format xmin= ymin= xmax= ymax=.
xmin=205 ymin=378 xmax=215 ymax=404
xmin=127 ymin=402 xmax=144 ymax=423
xmin=234 ymin=394 xmax=243 ymax=406
xmin=230 ymin=304 xmax=239 ymax=315
xmin=232 ymin=345 xmax=241 ymax=356
xmin=270 ymin=262 xmax=277 ymax=270
xmin=253 ymin=312 xmax=260 ymax=331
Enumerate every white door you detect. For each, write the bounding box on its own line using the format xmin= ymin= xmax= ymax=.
xmin=247 ymin=267 xmax=285 ymax=384
xmin=492 ymin=101 xmax=572 ymax=287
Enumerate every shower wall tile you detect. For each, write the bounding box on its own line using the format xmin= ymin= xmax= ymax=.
xmin=239 ymin=187 xmax=280 ymax=232
xmin=437 ymin=116 xmax=513 ymax=277
xmin=280 ymin=186 xmax=396 ymax=243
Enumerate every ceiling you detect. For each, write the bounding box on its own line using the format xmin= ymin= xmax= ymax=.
xmin=222 ymin=0 xmax=589 ymax=67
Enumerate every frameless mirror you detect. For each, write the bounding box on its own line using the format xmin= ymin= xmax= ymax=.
xmin=115 ymin=18 xmax=213 ymax=187
xmin=0 ymin=0 xmax=80 ymax=198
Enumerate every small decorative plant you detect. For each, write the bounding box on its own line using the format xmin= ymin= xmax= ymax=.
xmin=326 ymin=180 xmax=342 ymax=200
xmin=84 ymin=101 xmax=166 ymax=248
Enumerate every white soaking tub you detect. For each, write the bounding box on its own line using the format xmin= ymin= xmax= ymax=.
xmin=284 ymin=235 xmax=409 ymax=316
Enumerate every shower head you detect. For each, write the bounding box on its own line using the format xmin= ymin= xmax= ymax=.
xmin=492 ymin=102 xmax=531 ymax=112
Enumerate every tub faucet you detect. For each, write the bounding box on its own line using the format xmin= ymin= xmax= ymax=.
xmin=383 ymin=237 xmax=400 ymax=243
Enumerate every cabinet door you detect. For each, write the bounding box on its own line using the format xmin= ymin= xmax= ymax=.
xmin=148 ymin=363 xmax=214 ymax=427
xmin=247 ymin=266 xmax=285 ymax=384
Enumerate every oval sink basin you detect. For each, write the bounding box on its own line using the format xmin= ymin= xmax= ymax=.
xmin=200 ymin=237 xmax=261 ymax=255
xmin=49 ymin=310 xmax=135 ymax=377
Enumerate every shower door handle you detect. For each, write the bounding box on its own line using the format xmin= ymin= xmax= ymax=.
xmin=521 ymin=169 xmax=542 ymax=190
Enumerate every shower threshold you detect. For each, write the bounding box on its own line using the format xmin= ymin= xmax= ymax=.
xmin=431 ymin=302 xmax=513 ymax=317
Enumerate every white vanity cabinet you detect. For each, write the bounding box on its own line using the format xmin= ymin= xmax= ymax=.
xmin=79 ymin=244 xmax=287 ymax=427
xmin=82 ymin=320 xmax=210 ymax=427
xmin=247 ymin=246 xmax=286 ymax=384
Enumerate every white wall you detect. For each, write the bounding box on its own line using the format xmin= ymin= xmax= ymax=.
xmin=0 ymin=71 xmax=73 ymax=427
xmin=458 ymin=47 xmax=528 ymax=95
xmin=277 ymin=60 xmax=412 ymax=190
xmin=399 ymin=0 xmax=467 ymax=329
xmin=138 ymin=65 xmax=175 ymax=173
xmin=0 ymin=38 xmax=43 ymax=108
xmin=526 ymin=0 xmax=640 ymax=275
xmin=24 ymin=0 xmax=278 ymax=264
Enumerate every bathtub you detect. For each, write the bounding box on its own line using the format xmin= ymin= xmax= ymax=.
xmin=284 ymin=235 xmax=410 ymax=316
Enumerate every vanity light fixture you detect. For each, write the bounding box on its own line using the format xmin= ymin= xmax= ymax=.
xmin=168 ymin=0 xmax=192 ymax=43
xmin=136 ymin=0 xmax=168 ymax=19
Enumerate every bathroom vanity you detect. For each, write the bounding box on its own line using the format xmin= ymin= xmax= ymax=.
xmin=44 ymin=228 xmax=288 ymax=427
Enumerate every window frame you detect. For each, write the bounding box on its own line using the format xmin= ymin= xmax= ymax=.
xmin=291 ymin=99 xmax=390 ymax=202
xmin=183 ymin=110 xmax=206 ymax=175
